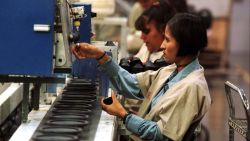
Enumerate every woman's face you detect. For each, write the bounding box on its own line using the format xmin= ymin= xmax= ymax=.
xmin=140 ymin=21 xmax=164 ymax=52
xmin=160 ymin=26 xmax=179 ymax=64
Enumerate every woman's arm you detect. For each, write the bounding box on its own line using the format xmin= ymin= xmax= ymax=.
xmin=71 ymin=43 xmax=143 ymax=99
xmin=98 ymin=58 xmax=143 ymax=99
xmin=125 ymin=114 xmax=169 ymax=141
xmin=100 ymin=92 xmax=169 ymax=141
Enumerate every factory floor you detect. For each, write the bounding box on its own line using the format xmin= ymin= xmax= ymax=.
xmin=201 ymin=60 xmax=249 ymax=141
xmin=199 ymin=0 xmax=249 ymax=141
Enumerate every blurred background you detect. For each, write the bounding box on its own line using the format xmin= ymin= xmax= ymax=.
xmin=0 ymin=0 xmax=249 ymax=140
xmin=89 ymin=0 xmax=250 ymax=140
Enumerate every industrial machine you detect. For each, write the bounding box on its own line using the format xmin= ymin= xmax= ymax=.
xmin=0 ymin=0 xmax=91 ymax=75
xmin=0 ymin=0 xmax=117 ymax=140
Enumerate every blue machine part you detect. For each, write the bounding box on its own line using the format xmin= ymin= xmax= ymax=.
xmin=73 ymin=3 xmax=92 ymax=43
xmin=71 ymin=4 xmax=110 ymax=96
xmin=47 ymin=4 xmax=93 ymax=93
xmin=0 ymin=0 xmax=55 ymax=76
xmin=72 ymin=4 xmax=95 ymax=80
xmin=72 ymin=58 xmax=98 ymax=82
xmin=78 ymin=4 xmax=92 ymax=43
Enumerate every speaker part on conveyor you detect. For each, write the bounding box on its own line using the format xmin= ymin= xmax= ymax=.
xmin=103 ymin=97 xmax=113 ymax=105
xmin=30 ymin=78 xmax=101 ymax=141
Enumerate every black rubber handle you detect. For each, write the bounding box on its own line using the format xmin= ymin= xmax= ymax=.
xmin=103 ymin=97 xmax=113 ymax=105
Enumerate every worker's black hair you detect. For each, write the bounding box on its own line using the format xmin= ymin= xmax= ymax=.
xmin=135 ymin=0 xmax=188 ymax=34
xmin=167 ymin=13 xmax=208 ymax=56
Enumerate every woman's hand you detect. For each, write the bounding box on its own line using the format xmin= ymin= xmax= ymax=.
xmin=71 ymin=43 xmax=104 ymax=60
xmin=100 ymin=91 xmax=128 ymax=118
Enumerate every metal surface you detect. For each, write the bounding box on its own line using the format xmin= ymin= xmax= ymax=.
xmin=58 ymin=0 xmax=73 ymax=69
xmin=0 ymin=75 xmax=65 ymax=83
xmin=0 ymin=84 xmax=23 ymax=124
xmin=10 ymin=105 xmax=116 ymax=141
xmin=27 ymin=79 xmax=116 ymax=141
xmin=0 ymin=75 xmax=66 ymax=122
xmin=73 ymin=3 xmax=92 ymax=43
xmin=0 ymin=0 xmax=55 ymax=76
xmin=22 ymin=83 xmax=29 ymax=122
xmin=9 ymin=105 xmax=51 ymax=141
xmin=0 ymin=0 xmax=90 ymax=76
xmin=0 ymin=83 xmax=11 ymax=95
xmin=0 ymin=83 xmax=23 ymax=140
xmin=224 ymin=81 xmax=250 ymax=141
xmin=9 ymin=81 xmax=117 ymax=141
xmin=31 ymin=83 xmax=41 ymax=110
xmin=55 ymin=33 xmax=68 ymax=67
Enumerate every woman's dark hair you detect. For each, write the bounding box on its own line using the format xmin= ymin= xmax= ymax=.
xmin=167 ymin=13 xmax=208 ymax=56
xmin=135 ymin=0 xmax=188 ymax=34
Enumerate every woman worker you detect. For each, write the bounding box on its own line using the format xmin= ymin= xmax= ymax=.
xmin=127 ymin=0 xmax=157 ymax=54
xmin=134 ymin=0 xmax=188 ymax=63
xmin=71 ymin=13 xmax=211 ymax=141
xmin=124 ymin=0 xmax=188 ymax=114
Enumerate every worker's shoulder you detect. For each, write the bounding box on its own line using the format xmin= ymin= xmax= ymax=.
xmin=131 ymin=2 xmax=143 ymax=10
